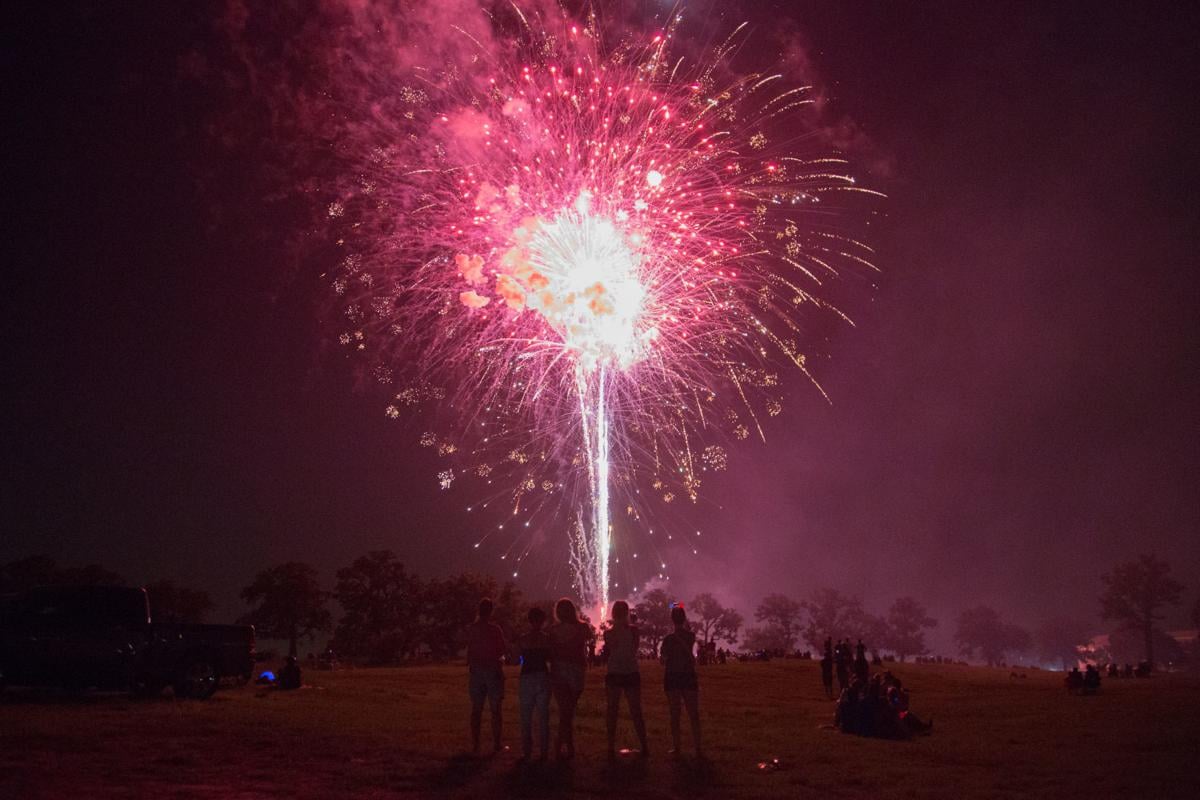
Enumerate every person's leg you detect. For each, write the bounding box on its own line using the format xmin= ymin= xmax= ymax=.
xmin=519 ymin=678 xmax=535 ymax=759
xmin=606 ymin=683 xmax=621 ymax=756
xmin=470 ymin=681 xmax=484 ymax=754
xmin=535 ymin=678 xmax=551 ymax=759
xmin=490 ymin=695 xmax=503 ymax=752
xmin=487 ymin=674 xmax=503 ymax=753
xmin=667 ymin=689 xmax=683 ymax=754
xmin=683 ymin=689 xmax=702 ymax=756
xmin=492 ymin=671 xmax=505 ymax=752
xmin=626 ymin=684 xmax=649 ymax=754
xmin=564 ymin=690 xmax=581 ymax=757
xmin=553 ymin=683 xmax=569 ymax=757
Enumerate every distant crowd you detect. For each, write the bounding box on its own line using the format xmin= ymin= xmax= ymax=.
xmin=1063 ymin=661 xmax=1152 ymax=694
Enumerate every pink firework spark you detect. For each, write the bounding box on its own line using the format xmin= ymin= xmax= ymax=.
xmin=327 ymin=3 xmax=882 ymax=614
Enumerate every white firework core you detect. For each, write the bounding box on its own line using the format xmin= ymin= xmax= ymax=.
xmin=526 ymin=193 xmax=656 ymax=372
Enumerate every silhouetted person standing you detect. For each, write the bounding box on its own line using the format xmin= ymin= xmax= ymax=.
xmin=661 ymin=606 xmax=702 ymax=759
xmin=820 ymin=638 xmax=834 ymax=699
xmin=1083 ymin=664 xmax=1102 ymax=695
xmin=466 ymin=597 xmax=507 ymax=755
xmin=549 ymin=598 xmax=588 ymax=760
xmin=518 ymin=607 xmax=553 ymax=761
xmin=854 ymin=639 xmax=869 ymax=683
xmin=604 ymin=600 xmax=650 ymax=759
xmin=835 ymin=639 xmax=850 ymax=691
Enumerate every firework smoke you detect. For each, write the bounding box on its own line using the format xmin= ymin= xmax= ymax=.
xmin=310 ymin=1 xmax=882 ymax=613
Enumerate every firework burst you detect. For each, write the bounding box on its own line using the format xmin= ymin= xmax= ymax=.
xmin=327 ymin=2 xmax=882 ymax=616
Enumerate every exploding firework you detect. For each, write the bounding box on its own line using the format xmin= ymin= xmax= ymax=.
xmin=326 ymin=3 xmax=881 ymax=616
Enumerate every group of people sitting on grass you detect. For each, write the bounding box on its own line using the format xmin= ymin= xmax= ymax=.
xmin=465 ymin=596 xmax=703 ymax=762
xmin=833 ymin=669 xmax=934 ymax=738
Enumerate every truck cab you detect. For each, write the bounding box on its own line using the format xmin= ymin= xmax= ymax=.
xmin=0 ymin=585 xmax=254 ymax=698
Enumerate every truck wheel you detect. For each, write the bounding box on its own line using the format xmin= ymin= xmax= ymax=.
xmin=174 ymin=657 xmax=218 ymax=700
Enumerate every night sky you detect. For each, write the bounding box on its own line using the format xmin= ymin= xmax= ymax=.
xmin=4 ymin=1 xmax=1197 ymax=646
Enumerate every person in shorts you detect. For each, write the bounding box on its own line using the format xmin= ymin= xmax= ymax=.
xmin=466 ymin=597 xmax=507 ymax=755
xmin=661 ymin=605 xmax=702 ymax=758
xmin=549 ymin=597 xmax=588 ymax=760
xmin=517 ymin=606 xmax=553 ymax=761
xmin=604 ymin=600 xmax=649 ymax=759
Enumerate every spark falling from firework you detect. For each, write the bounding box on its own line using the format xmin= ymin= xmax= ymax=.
xmin=327 ymin=3 xmax=881 ymax=615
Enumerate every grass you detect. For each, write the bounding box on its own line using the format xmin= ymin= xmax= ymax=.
xmin=2 ymin=660 xmax=1198 ymax=799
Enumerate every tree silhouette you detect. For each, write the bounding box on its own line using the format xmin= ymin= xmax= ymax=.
xmin=1034 ymin=616 xmax=1091 ymax=670
xmin=490 ymin=581 xmax=528 ymax=649
xmin=55 ymin=564 xmax=126 ymax=586
xmin=0 ymin=555 xmax=62 ymax=591
xmin=755 ymin=593 xmax=802 ymax=651
xmin=239 ymin=562 xmax=331 ymax=657
xmin=0 ymin=556 xmax=125 ymax=592
xmin=740 ymin=625 xmax=791 ymax=652
xmin=954 ymin=605 xmax=1031 ymax=666
xmin=1099 ymin=554 xmax=1183 ymax=667
xmin=884 ymin=596 xmax=938 ymax=661
xmin=332 ymin=551 xmax=423 ymax=664
xmin=843 ymin=607 xmax=889 ymax=658
xmin=421 ymin=572 xmax=501 ymax=659
xmin=800 ymin=588 xmax=863 ymax=651
xmin=688 ymin=592 xmax=743 ymax=647
xmin=144 ymin=579 xmax=213 ymax=623
xmin=1104 ymin=626 xmax=1186 ymax=667
xmin=633 ymin=588 xmax=674 ymax=657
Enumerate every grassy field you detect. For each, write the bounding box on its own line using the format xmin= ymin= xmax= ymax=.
xmin=2 ymin=660 xmax=1198 ymax=799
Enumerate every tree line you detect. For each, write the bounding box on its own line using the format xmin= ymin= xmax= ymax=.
xmin=0 ymin=555 xmax=214 ymax=623
xmin=1 ymin=552 xmax=1193 ymax=669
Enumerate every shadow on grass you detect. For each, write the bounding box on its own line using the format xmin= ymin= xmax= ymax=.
xmin=0 ymin=687 xmax=136 ymax=706
xmin=0 ymin=686 xmax=245 ymax=706
xmin=500 ymin=759 xmax=576 ymax=796
xmin=602 ymin=754 xmax=650 ymax=789
xmin=430 ymin=752 xmax=492 ymax=790
xmin=670 ymin=756 xmax=718 ymax=795
xmin=425 ymin=753 xmax=579 ymax=796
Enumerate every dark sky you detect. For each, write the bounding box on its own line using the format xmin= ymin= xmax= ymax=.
xmin=4 ymin=1 xmax=1198 ymax=646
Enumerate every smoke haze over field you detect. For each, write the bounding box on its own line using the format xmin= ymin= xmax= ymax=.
xmin=3 ymin=2 xmax=1198 ymax=650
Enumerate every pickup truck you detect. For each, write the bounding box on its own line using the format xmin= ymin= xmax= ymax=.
xmin=0 ymin=585 xmax=254 ymax=698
